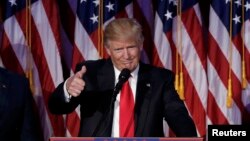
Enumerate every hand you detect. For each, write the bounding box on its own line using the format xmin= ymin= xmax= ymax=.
xmin=66 ymin=66 xmax=86 ymax=97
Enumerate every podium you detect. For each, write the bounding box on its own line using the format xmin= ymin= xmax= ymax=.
xmin=50 ymin=137 xmax=203 ymax=141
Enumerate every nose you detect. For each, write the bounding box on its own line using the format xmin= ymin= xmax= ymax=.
xmin=123 ymin=48 xmax=130 ymax=58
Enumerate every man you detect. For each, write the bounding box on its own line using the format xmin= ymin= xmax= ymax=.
xmin=48 ymin=18 xmax=197 ymax=137
xmin=0 ymin=67 xmax=42 ymax=141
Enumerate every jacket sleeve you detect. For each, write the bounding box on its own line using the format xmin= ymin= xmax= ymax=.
xmin=48 ymin=82 xmax=80 ymax=114
xmin=48 ymin=62 xmax=85 ymax=114
xmin=162 ymin=70 xmax=197 ymax=137
xmin=20 ymin=77 xmax=43 ymax=141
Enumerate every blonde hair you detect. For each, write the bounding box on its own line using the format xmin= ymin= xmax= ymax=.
xmin=104 ymin=18 xmax=144 ymax=47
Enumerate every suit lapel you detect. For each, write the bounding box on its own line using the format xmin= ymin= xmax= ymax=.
xmin=134 ymin=63 xmax=152 ymax=136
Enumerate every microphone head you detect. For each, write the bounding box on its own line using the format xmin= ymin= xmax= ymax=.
xmin=113 ymin=68 xmax=131 ymax=98
xmin=119 ymin=68 xmax=131 ymax=81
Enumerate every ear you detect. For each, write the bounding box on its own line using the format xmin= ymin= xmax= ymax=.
xmin=139 ymin=44 xmax=143 ymax=51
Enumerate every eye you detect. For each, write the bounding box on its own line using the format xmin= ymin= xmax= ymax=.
xmin=127 ymin=46 xmax=137 ymax=50
xmin=114 ymin=48 xmax=123 ymax=51
xmin=113 ymin=47 xmax=123 ymax=53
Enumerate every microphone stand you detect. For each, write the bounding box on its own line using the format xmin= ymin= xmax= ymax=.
xmin=92 ymin=90 xmax=118 ymax=137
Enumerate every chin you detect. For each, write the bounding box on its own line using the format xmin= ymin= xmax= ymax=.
xmin=122 ymin=64 xmax=136 ymax=71
xmin=127 ymin=67 xmax=136 ymax=72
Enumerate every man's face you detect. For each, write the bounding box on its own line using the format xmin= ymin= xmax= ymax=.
xmin=106 ymin=40 xmax=142 ymax=72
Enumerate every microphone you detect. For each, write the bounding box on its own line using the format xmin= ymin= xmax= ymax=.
xmin=112 ymin=68 xmax=131 ymax=102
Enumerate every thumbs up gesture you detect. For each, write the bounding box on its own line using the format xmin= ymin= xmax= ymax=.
xmin=66 ymin=66 xmax=86 ymax=97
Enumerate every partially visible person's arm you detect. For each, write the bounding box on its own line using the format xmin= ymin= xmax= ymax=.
xmin=19 ymin=75 xmax=43 ymax=141
xmin=162 ymin=70 xmax=197 ymax=137
xmin=48 ymin=65 xmax=86 ymax=114
xmin=65 ymin=66 xmax=86 ymax=97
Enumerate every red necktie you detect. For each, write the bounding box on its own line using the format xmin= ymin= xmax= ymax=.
xmin=119 ymin=80 xmax=135 ymax=137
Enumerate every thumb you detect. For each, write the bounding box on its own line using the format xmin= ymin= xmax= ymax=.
xmin=76 ymin=66 xmax=86 ymax=78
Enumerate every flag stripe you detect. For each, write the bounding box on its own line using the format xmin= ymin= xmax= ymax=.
xmin=134 ymin=2 xmax=163 ymax=67
xmin=1 ymin=32 xmax=24 ymax=74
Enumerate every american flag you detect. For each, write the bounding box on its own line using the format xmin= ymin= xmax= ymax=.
xmin=0 ymin=0 xmax=250 ymax=140
xmin=208 ymin=0 xmax=250 ymax=126
xmin=154 ymin=0 xmax=207 ymax=137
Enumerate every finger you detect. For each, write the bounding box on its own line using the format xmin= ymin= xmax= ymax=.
xmin=76 ymin=66 xmax=86 ymax=78
xmin=70 ymin=77 xmax=85 ymax=88
xmin=67 ymin=84 xmax=84 ymax=97
xmin=67 ymin=78 xmax=85 ymax=95
xmin=68 ymin=89 xmax=81 ymax=97
xmin=74 ymin=77 xmax=85 ymax=86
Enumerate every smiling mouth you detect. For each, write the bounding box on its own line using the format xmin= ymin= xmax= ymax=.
xmin=123 ymin=62 xmax=132 ymax=65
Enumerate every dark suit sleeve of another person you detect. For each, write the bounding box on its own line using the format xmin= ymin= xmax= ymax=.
xmin=20 ymin=76 xmax=43 ymax=141
xmin=0 ymin=68 xmax=43 ymax=141
xmin=160 ymin=69 xmax=197 ymax=137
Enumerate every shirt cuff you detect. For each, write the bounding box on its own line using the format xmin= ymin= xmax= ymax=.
xmin=63 ymin=78 xmax=71 ymax=102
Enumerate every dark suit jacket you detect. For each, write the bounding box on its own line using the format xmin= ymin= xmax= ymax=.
xmin=0 ymin=67 xmax=42 ymax=141
xmin=49 ymin=58 xmax=197 ymax=137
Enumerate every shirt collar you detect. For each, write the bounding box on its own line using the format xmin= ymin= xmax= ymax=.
xmin=114 ymin=65 xmax=139 ymax=83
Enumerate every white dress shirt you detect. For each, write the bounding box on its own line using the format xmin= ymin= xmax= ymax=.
xmin=111 ymin=65 xmax=139 ymax=137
